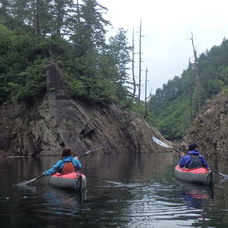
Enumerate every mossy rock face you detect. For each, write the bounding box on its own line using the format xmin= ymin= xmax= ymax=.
xmin=0 ymin=62 xmax=167 ymax=156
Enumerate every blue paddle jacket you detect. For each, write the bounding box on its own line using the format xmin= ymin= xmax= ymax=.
xmin=42 ymin=156 xmax=82 ymax=176
xmin=178 ymin=150 xmax=209 ymax=168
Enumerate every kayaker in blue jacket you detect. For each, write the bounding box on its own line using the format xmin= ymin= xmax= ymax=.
xmin=178 ymin=143 xmax=209 ymax=169
xmin=42 ymin=147 xmax=82 ymax=176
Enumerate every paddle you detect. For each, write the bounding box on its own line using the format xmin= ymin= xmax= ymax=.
xmin=152 ymin=136 xmax=181 ymax=153
xmin=77 ymin=142 xmax=108 ymax=159
xmin=17 ymin=142 xmax=108 ymax=186
xmin=152 ymin=136 xmax=228 ymax=179
xmin=17 ymin=174 xmax=44 ymax=187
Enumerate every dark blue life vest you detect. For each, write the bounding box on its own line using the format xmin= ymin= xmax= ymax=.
xmin=186 ymin=155 xmax=202 ymax=168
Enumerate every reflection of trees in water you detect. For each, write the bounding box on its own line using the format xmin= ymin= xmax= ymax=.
xmin=12 ymin=151 xmax=178 ymax=187
xmin=72 ymin=152 xmax=180 ymax=216
xmin=5 ymin=156 xmax=46 ymax=184
xmin=82 ymin=152 xmax=176 ymax=185
xmin=4 ymin=154 xmax=228 ymax=227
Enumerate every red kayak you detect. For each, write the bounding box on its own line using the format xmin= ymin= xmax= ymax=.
xmin=175 ymin=165 xmax=213 ymax=185
xmin=49 ymin=172 xmax=86 ymax=190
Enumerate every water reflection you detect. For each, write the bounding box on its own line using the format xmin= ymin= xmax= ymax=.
xmin=105 ymin=180 xmax=144 ymax=188
xmin=15 ymin=183 xmax=37 ymax=193
xmin=1 ymin=153 xmax=228 ymax=227
xmin=177 ymin=181 xmax=213 ymax=209
xmin=43 ymin=186 xmax=87 ymax=216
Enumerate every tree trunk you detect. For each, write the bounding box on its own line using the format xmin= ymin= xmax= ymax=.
xmin=131 ymin=28 xmax=136 ymax=103
xmin=144 ymin=68 xmax=149 ymax=118
xmin=190 ymin=33 xmax=201 ymax=112
xmin=33 ymin=0 xmax=41 ymax=36
xmin=137 ymin=19 xmax=142 ymax=111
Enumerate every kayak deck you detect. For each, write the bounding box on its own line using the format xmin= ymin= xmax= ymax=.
xmin=175 ymin=165 xmax=213 ymax=185
xmin=49 ymin=172 xmax=86 ymax=190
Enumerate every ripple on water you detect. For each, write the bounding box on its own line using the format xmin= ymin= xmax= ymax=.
xmin=105 ymin=181 xmax=208 ymax=227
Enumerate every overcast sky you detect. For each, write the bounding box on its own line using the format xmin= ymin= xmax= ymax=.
xmin=99 ymin=0 xmax=228 ymax=96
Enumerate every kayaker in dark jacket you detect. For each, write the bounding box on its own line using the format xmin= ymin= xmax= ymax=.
xmin=42 ymin=147 xmax=82 ymax=176
xmin=178 ymin=143 xmax=209 ymax=169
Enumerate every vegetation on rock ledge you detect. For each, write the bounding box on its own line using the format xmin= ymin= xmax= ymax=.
xmin=0 ymin=0 xmax=131 ymax=105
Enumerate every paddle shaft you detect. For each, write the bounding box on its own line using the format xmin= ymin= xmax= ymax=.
xmin=30 ymin=174 xmax=44 ymax=182
xmin=77 ymin=142 xmax=107 ymax=158
xmin=17 ymin=174 xmax=44 ymax=186
xmin=209 ymin=168 xmax=226 ymax=177
xmin=171 ymin=148 xmax=181 ymax=154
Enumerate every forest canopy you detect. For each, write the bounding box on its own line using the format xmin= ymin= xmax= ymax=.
xmin=0 ymin=0 xmax=132 ymax=105
xmin=148 ymin=38 xmax=228 ymax=140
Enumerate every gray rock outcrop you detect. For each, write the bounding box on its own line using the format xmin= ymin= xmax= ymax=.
xmin=184 ymin=92 xmax=228 ymax=159
xmin=0 ymin=61 xmax=168 ymax=156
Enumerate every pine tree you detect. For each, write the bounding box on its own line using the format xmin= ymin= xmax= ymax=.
xmin=71 ymin=0 xmax=110 ymax=56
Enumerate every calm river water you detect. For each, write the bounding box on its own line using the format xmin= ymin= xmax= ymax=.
xmin=1 ymin=152 xmax=228 ymax=228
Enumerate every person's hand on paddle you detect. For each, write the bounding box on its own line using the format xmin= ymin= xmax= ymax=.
xmin=74 ymin=156 xmax=79 ymax=160
xmin=180 ymin=152 xmax=185 ymax=157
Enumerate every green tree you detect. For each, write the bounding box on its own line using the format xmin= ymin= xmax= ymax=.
xmin=0 ymin=0 xmax=132 ymax=105
xmin=70 ymin=0 xmax=110 ymax=56
xmin=48 ymin=0 xmax=77 ymax=38
xmin=0 ymin=32 xmax=49 ymax=104
xmin=106 ymin=28 xmax=131 ymax=98
xmin=148 ymin=38 xmax=228 ymax=140
xmin=0 ymin=0 xmax=10 ymax=20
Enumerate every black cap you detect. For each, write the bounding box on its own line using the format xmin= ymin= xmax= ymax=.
xmin=188 ymin=143 xmax=199 ymax=151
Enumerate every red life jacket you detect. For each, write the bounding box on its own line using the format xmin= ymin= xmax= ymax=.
xmin=61 ymin=162 xmax=75 ymax=174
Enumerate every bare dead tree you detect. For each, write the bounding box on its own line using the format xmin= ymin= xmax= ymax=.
xmin=188 ymin=57 xmax=194 ymax=122
xmin=190 ymin=33 xmax=201 ymax=113
xmin=131 ymin=27 xmax=137 ymax=103
xmin=144 ymin=68 xmax=148 ymax=106
xmin=137 ymin=18 xmax=142 ymax=111
xmin=144 ymin=68 xmax=151 ymax=118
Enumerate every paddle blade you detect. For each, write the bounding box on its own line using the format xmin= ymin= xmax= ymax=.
xmin=16 ymin=175 xmax=43 ymax=187
xmin=152 ymin=136 xmax=172 ymax=149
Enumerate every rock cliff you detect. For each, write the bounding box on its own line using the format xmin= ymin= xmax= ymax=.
xmin=0 ymin=61 xmax=168 ymax=156
xmin=184 ymin=92 xmax=228 ymax=160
